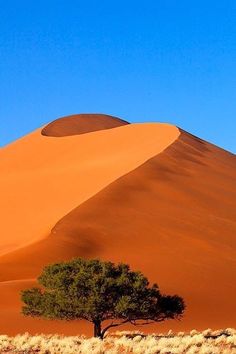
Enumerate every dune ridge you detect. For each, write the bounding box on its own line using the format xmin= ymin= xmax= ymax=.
xmin=41 ymin=113 xmax=129 ymax=137
xmin=0 ymin=120 xmax=179 ymax=256
xmin=0 ymin=122 xmax=179 ymax=256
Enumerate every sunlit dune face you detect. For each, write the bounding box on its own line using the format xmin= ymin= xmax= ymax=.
xmin=0 ymin=121 xmax=179 ymax=255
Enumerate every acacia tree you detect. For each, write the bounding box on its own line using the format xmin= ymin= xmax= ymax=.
xmin=21 ymin=258 xmax=185 ymax=339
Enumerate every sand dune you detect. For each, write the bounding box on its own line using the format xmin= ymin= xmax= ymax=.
xmin=0 ymin=114 xmax=235 ymax=336
xmin=0 ymin=117 xmax=179 ymax=256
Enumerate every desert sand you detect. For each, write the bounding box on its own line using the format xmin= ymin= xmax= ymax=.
xmin=0 ymin=114 xmax=235 ymax=336
xmin=0 ymin=117 xmax=178 ymax=255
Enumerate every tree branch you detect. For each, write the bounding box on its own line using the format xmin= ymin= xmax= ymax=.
xmin=101 ymin=319 xmax=130 ymax=338
xmin=130 ymin=320 xmax=156 ymax=326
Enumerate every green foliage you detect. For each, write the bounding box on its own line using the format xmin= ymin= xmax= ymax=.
xmin=21 ymin=258 xmax=185 ymax=338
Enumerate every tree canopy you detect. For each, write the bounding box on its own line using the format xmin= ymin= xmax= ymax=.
xmin=21 ymin=258 xmax=185 ymax=338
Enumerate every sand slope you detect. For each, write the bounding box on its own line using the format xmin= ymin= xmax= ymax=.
xmin=48 ymin=130 xmax=235 ymax=332
xmin=0 ymin=116 xmax=235 ymax=335
xmin=0 ymin=120 xmax=179 ymax=256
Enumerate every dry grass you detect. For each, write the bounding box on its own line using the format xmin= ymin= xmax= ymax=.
xmin=0 ymin=328 xmax=235 ymax=353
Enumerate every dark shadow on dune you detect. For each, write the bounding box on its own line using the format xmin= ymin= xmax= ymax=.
xmin=41 ymin=114 xmax=129 ymax=137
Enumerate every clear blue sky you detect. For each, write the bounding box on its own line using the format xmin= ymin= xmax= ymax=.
xmin=0 ymin=1 xmax=235 ymax=152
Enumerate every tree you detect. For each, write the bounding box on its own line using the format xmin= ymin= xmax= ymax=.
xmin=21 ymin=258 xmax=185 ymax=339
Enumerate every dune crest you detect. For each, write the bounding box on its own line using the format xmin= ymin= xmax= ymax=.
xmin=41 ymin=113 xmax=129 ymax=137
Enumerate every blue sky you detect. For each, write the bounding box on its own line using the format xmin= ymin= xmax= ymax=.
xmin=0 ymin=1 xmax=235 ymax=152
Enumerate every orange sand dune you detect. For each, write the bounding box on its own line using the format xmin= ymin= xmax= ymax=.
xmin=41 ymin=113 xmax=129 ymax=137
xmin=0 ymin=119 xmax=179 ymax=255
xmin=0 ymin=115 xmax=235 ymax=336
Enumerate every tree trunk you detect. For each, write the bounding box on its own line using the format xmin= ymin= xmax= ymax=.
xmin=93 ymin=320 xmax=102 ymax=338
